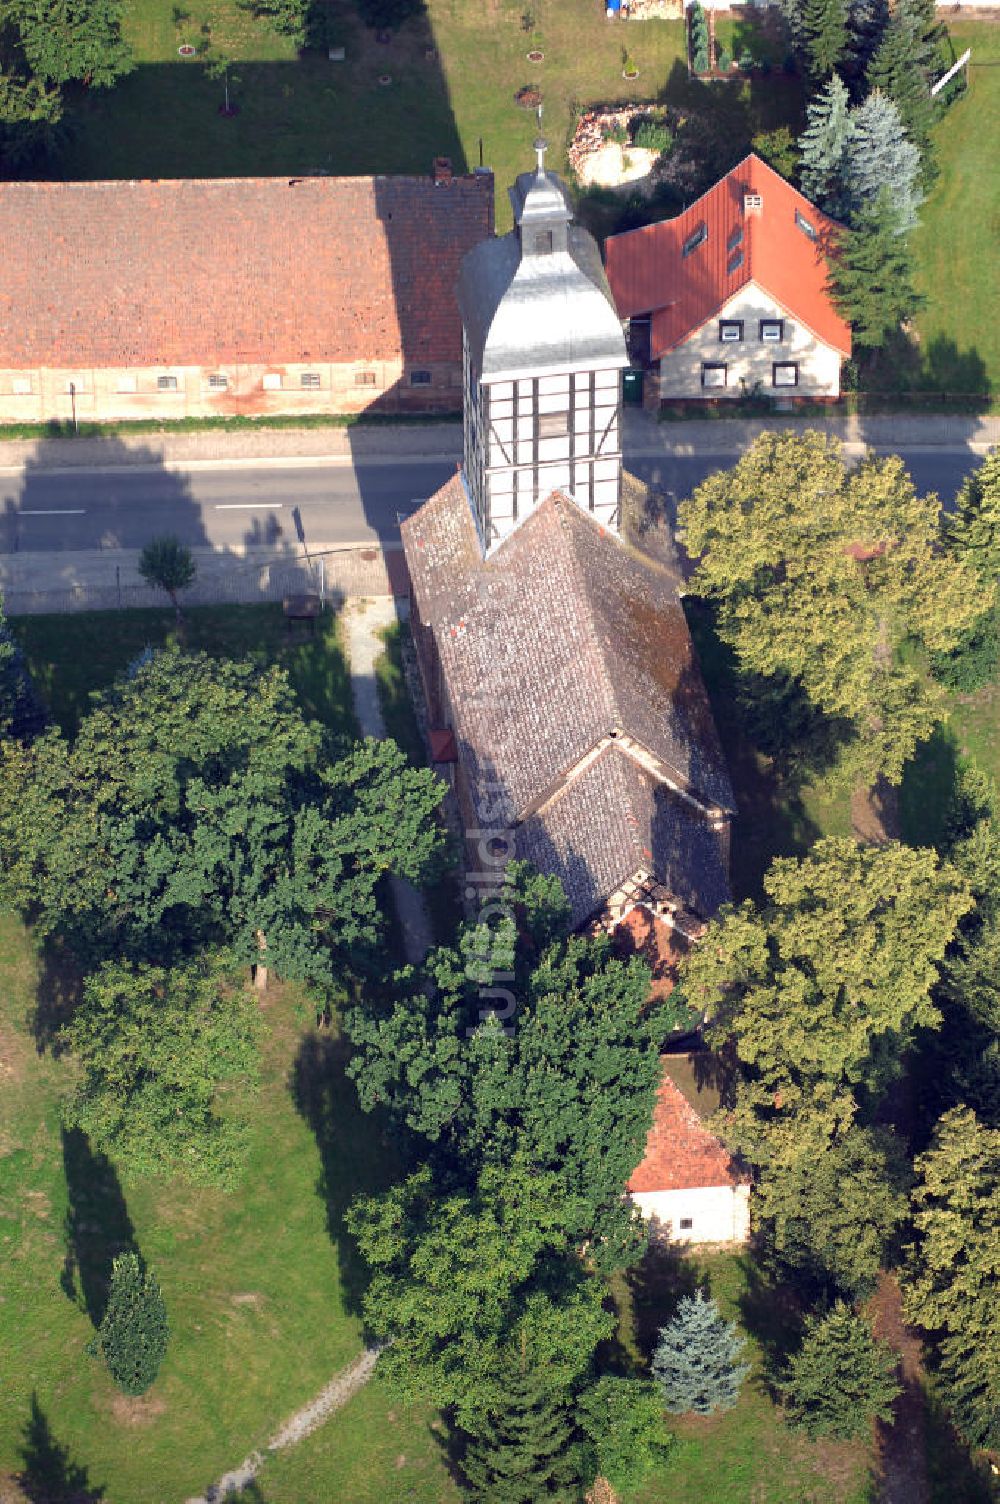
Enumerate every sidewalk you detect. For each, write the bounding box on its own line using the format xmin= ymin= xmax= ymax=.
xmin=0 ymin=541 xmax=410 ymax=615
xmin=0 ymin=409 xmax=994 ymax=475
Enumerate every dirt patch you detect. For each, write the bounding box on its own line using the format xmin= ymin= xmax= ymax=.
xmin=230 ymin=1291 xmax=265 ymax=1308
xmin=867 ymin=1272 xmax=931 ymax=1504
xmin=851 ymin=776 xmax=901 ymax=845
xmin=109 ymin=1390 xmax=168 ymax=1427
xmin=22 ymin=1189 xmax=51 ymax=1220
xmin=576 ymin=142 xmax=661 ymax=191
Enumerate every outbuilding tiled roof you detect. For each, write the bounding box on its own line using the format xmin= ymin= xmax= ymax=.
xmin=403 ymin=475 xmax=733 ymax=928
xmin=628 ymin=1053 xmax=746 ymax=1194
xmin=0 ymin=173 xmax=494 ymax=368
xmin=604 ymin=155 xmax=851 ymax=359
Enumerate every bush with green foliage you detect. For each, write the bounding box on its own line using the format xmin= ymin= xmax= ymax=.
xmin=779 ymin=1303 xmax=901 ymax=1439
xmin=62 ymin=955 xmax=264 ymax=1187
xmin=751 ymin=125 xmax=798 ymax=180
xmin=930 ymin=608 xmax=1000 ymax=692
xmin=652 ymin=1291 xmax=749 ymax=1415
xmin=632 ymin=118 xmax=671 ymax=153
xmin=717 ymin=45 xmax=731 ymax=70
xmin=578 ymin=1376 xmax=674 ymax=1493
xmin=94 ymin=1253 xmax=169 ymax=1396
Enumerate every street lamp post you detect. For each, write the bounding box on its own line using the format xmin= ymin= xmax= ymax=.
xmin=68 ymin=381 xmax=78 ymax=435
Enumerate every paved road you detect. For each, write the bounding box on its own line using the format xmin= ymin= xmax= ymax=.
xmin=0 ymin=448 xmax=982 ymax=555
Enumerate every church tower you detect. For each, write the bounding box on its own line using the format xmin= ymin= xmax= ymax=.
xmin=456 ymin=134 xmax=629 ymax=552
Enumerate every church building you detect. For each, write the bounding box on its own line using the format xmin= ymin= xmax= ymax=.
xmin=401 ymin=138 xmax=735 ymax=939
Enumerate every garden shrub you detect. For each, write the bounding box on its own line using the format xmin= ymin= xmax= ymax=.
xmin=94 ymin=1253 xmax=169 ymax=1396
xmin=633 ymin=118 xmax=672 ymax=152
xmin=931 ymin=606 xmax=1000 ymax=692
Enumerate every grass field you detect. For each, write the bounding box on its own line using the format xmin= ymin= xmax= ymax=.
xmin=900 ymin=25 xmax=1000 ymax=398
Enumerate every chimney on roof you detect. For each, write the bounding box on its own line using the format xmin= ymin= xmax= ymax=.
xmin=433 ymin=156 xmax=454 ymax=185
xmin=743 ymin=192 xmax=763 ymax=215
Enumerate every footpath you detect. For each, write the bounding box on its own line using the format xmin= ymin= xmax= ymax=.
xmin=0 ymin=412 xmax=995 ymax=614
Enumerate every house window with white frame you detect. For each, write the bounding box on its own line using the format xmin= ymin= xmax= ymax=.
xmin=719 ymin=319 xmax=744 ymax=343
xmin=300 ymin=372 xmax=321 ymax=388
xmin=208 ymin=373 xmax=228 ymax=390
xmin=157 ymin=374 xmax=179 ymax=391
xmin=759 ymin=319 xmax=784 ymax=343
xmin=772 ymin=361 xmax=799 ymax=388
xmin=701 ymin=363 xmax=728 ymax=389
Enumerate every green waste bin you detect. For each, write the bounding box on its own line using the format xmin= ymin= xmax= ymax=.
xmin=622 ymin=369 xmax=644 ymax=406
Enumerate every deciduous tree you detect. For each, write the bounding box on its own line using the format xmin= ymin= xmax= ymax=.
xmin=346 ymin=1161 xmax=614 ymax=1421
xmin=137 ymin=535 xmax=196 ymax=623
xmin=679 ymin=431 xmax=984 ymax=784
xmin=682 ymin=836 xmax=970 ymax=1133
xmin=0 ymin=648 xmax=445 ymax=987
xmin=902 ymin=1107 xmax=1000 ymax=1449
xmin=62 ymin=955 xmax=264 ymax=1187
xmin=578 ymin=1376 xmax=674 ymax=1494
xmin=651 ymin=1291 xmax=748 ymax=1415
xmin=779 ymin=1303 xmax=900 ymax=1439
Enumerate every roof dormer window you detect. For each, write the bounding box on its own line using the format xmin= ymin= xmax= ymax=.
xmin=743 ymin=193 xmax=763 ymax=214
xmin=795 ymin=210 xmax=817 ymax=240
xmin=682 ymin=222 xmax=707 ymax=258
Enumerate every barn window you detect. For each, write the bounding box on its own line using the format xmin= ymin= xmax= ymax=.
xmin=300 ymin=372 xmax=321 ymax=388
xmin=208 ymin=374 xmax=228 ymax=390
xmin=157 ymin=375 xmax=179 ymax=391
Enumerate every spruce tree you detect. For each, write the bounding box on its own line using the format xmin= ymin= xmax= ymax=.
xmin=866 ymin=5 xmax=940 ymax=165
xmin=94 ymin=1252 xmax=169 ymax=1396
xmin=801 ymin=0 xmax=848 ymax=79
xmin=780 ymin=1303 xmax=901 ymax=1439
xmin=652 ymin=1292 xmax=749 ymax=1415
xmin=826 ymin=188 xmax=923 ymax=354
xmin=797 ymin=75 xmax=853 ymax=218
xmin=457 ymin=1359 xmax=583 ymax=1503
xmin=845 ymin=89 xmax=923 ymax=230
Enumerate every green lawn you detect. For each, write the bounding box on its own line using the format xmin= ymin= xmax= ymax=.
xmin=0 ymin=906 xmax=401 ymax=1502
xmin=9 ymin=602 xmax=355 ymax=739
xmin=48 ymin=0 xmax=804 ymax=231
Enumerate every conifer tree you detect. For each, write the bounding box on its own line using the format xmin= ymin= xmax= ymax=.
xmin=780 ymin=1303 xmax=900 ymax=1439
xmin=866 ymin=3 xmax=940 ymax=165
xmin=457 ymin=1356 xmax=583 ymax=1503
xmin=844 ymin=89 xmax=923 ymax=230
xmin=801 ymin=0 xmax=848 ymax=79
xmin=94 ymin=1252 xmax=169 ymax=1396
xmin=943 ymin=453 xmax=1000 ymax=584
xmin=652 ymin=1292 xmax=749 ymax=1415
xmin=827 ymin=188 xmax=923 ymax=354
xmin=797 ymin=75 xmax=853 ymax=218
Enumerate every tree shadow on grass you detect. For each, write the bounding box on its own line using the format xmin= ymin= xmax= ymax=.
xmin=289 ymin=1028 xmax=411 ymax=1322
xmin=17 ymin=1393 xmax=104 ymax=1504
xmin=59 ymin=1128 xmax=140 ymax=1329
xmin=733 ymin=1252 xmax=806 ymax=1400
xmin=27 ymin=936 xmax=85 ymax=1056
xmin=624 ymin=1240 xmax=706 ymax=1367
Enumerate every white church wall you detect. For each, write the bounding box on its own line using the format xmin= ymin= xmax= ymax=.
xmin=631 ymin=1183 xmax=750 ymax=1245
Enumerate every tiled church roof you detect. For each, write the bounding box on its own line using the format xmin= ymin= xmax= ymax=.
xmin=403 ymin=475 xmax=733 ymax=928
xmin=0 ymin=173 xmax=494 ymax=368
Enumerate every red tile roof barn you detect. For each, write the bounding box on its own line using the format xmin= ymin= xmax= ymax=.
xmin=628 ymin=1053 xmax=746 ymax=1194
xmin=604 ymin=155 xmax=851 ymax=359
xmin=0 ymin=173 xmax=494 ymax=368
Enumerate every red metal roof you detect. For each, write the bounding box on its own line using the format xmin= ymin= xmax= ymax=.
xmin=605 ymin=155 xmax=851 ymax=359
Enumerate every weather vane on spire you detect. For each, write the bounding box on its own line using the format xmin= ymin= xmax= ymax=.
xmin=534 ymin=102 xmax=547 ymax=176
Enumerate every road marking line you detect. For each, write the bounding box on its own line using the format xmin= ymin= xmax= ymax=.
xmin=20 ymin=508 xmax=86 ymax=515
xmin=214 ymin=503 xmax=285 ymax=510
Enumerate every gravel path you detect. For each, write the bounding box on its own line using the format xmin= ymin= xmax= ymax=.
xmin=185 ymin=1345 xmax=383 ymax=1504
